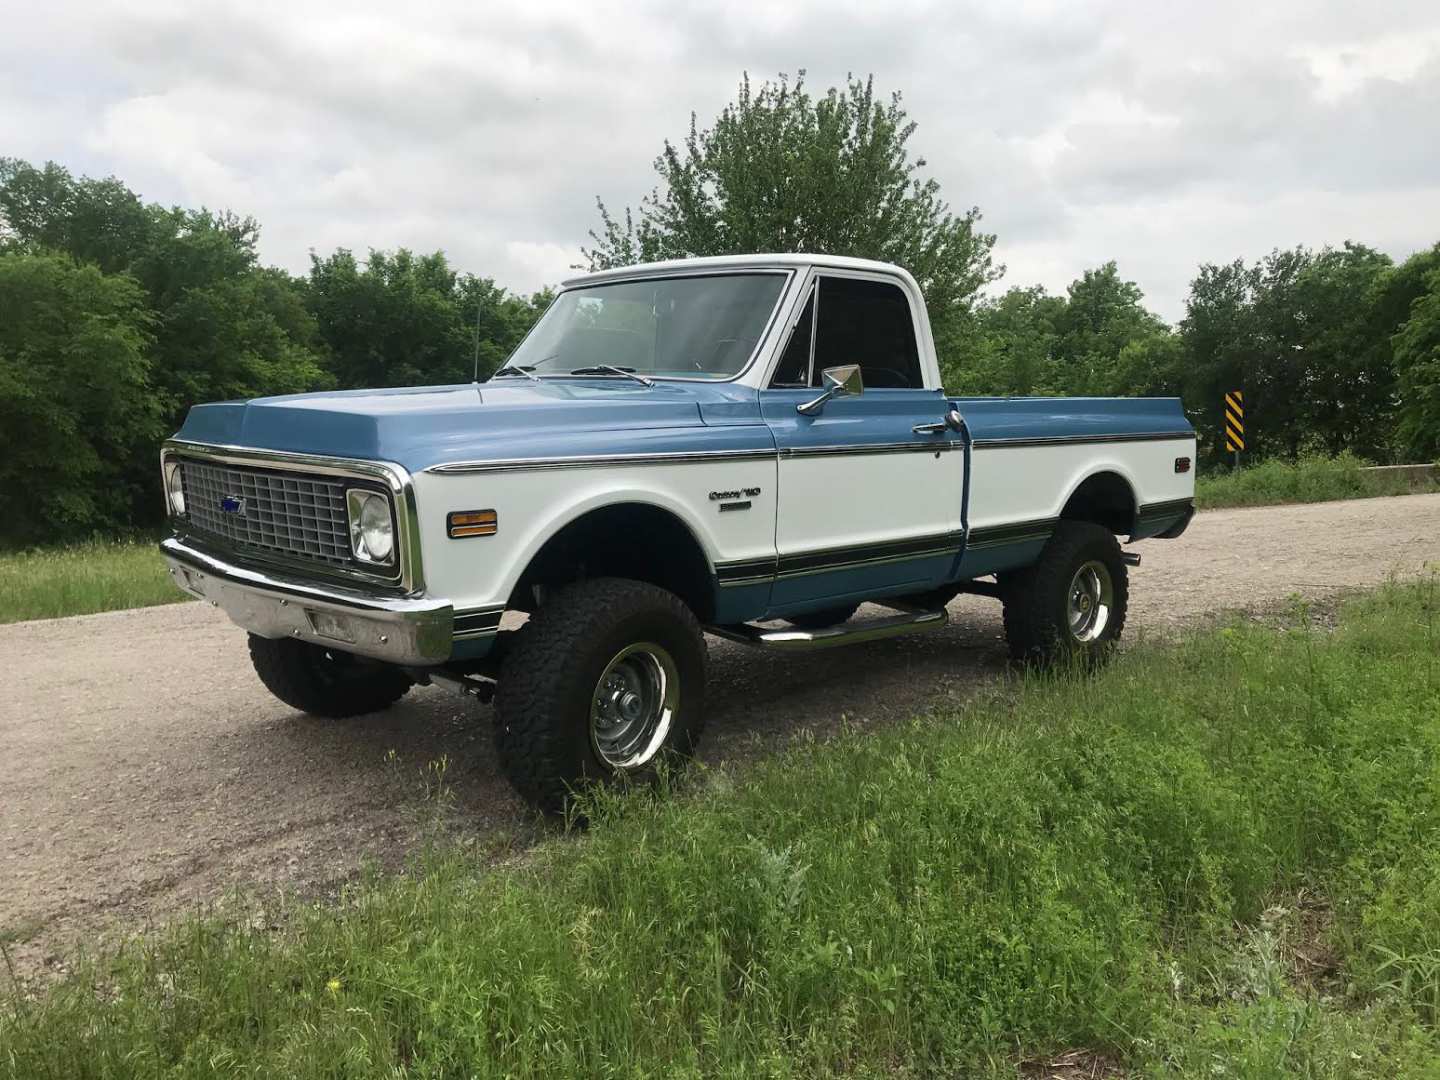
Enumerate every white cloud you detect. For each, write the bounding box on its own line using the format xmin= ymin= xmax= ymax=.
xmin=3 ymin=0 xmax=1439 ymax=315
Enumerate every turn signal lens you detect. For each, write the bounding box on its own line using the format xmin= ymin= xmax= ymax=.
xmin=1174 ymin=457 xmax=1192 ymax=474
xmin=448 ymin=510 xmax=498 ymax=538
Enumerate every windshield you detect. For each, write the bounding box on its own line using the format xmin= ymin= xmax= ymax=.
xmin=503 ymin=272 xmax=788 ymax=380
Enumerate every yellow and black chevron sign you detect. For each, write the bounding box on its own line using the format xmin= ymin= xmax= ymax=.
xmin=1224 ymin=390 xmax=1245 ymax=452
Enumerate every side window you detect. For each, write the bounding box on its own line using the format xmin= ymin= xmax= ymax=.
xmin=813 ymin=276 xmax=922 ymax=389
xmin=768 ymin=287 xmax=815 ymax=388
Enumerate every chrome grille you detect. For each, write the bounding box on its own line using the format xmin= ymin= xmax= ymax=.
xmin=180 ymin=460 xmax=359 ymax=568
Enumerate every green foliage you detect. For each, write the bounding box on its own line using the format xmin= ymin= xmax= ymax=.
xmin=947 ymin=264 xmax=1178 ymax=397
xmin=1196 ymin=452 xmax=1440 ymax=509
xmin=1394 ymin=262 xmax=1440 ymax=461
xmin=584 ymin=72 xmax=1001 ymax=353
xmin=5 ymin=582 xmax=1440 ymax=1076
xmin=0 ymin=253 xmax=163 ymax=542
xmin=0 ymin=539 xmax=185 ymax=623
xmin=1176 ymin=244 xmax=1404 ymax=463
xmin=0 ymin=158 xmax=548 ymax=545
xmin=305 ymin=248 xmax=546 ymax=387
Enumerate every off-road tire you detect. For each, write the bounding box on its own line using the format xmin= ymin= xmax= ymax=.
xmin=784 ymin=603 xmax=860 ymax=631
xmin=494 ymin=577 xmax=707 ymax=815
xmin=1001 ymin=521 xmax=1128 ymax=667
xmin=247 ymin=634 xmax=413 ymax=717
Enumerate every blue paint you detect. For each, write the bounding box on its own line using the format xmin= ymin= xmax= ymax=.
xmin=955 ymin=395 xmax=1191 ymax=443
xmin=176 ymin=379 xmax=777 ymax=472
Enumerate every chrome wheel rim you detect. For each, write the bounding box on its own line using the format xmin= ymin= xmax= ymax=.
xmin=1067 ymin=560 xmax=1114 ymax=643
xmin=589 ymin=642 xmax=679 ymax=769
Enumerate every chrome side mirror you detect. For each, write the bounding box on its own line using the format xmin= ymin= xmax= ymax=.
xmin=796 ymin=364 xmax=864 ymax=416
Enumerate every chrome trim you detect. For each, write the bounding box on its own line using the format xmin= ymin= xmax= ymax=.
xmin=713 ymin=530 xmax=964 ymax=586
xmin=797 ymin=363 xmax=862 ymax=416
xmin=162 ymin=440 xmax=426 ymax=593
xmin=970 ymin=431 xmax=1195 ymax=450
xmin=427 ymin=447 xmax=777 ymax=475
xmin=965 ymin=517 xmax=1060 ymax=550
xmin=708 ymin=605 xmax=948 ymax=651
xmin=161 ymin=536 xmax=453 ymax=665
xmin=778 ymin=441 xmax=952 ymax=458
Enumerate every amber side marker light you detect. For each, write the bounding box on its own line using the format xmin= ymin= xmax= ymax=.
xmin=448 ymin=509 xmax=498 ymax=538
xmin=1174 ymin=457 xmax=1192 ymax=474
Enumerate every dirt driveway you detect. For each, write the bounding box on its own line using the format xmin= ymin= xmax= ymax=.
xmin=3 ymin=493 xmax=1438 ymax=972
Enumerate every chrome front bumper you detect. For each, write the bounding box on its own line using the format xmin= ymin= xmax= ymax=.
xmin=161 ymin=537 xmax=453 ymax=665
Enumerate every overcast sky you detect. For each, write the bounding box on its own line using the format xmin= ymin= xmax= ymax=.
xmin=4 ymin=0 xmax=1439 ymax=319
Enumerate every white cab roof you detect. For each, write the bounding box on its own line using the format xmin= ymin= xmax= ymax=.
xmin=562 ymin=253 xmax=919 ymax=292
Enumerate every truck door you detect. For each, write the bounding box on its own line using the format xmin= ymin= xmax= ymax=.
xmin=759 ymin=271 xmax=966 ymax=609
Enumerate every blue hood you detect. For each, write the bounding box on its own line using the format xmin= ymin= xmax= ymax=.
xmin=174 ymin=379 xmax=768 ymax=472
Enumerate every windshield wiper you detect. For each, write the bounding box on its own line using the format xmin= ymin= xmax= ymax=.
xmin=491 ymin=364 xmax=539 ymax=381
xmin=568 ymin=364 xmax=655 ymax=387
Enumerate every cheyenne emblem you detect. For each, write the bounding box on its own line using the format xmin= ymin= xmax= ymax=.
xmin=708 ymin=487 xmax=761 ymax=501
xmin=219 ymin=495 xmax=246 ymax=515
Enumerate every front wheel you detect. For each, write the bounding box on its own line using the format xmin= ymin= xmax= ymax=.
xmin=493 ymin=578 xmax=707 ymax=814
xmin=247 ymin=635 xmax=413 ymax=717
xmin=1001 ymin=521 xmax=1129 ymax=667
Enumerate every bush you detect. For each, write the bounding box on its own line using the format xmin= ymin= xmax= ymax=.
xmin=1196 ymin=451 xmax=1439 ymax=509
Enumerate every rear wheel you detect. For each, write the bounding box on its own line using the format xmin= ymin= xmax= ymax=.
xmin=247 ymin=635 xmax=413 ymax=717
xmin=1002 ymin=521 xmax=1128 ymax=667
xmin=494 ymin=577 xmax=707 ymax=814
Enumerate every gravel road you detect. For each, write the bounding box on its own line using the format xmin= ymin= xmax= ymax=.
xmin=3 ymin=493 xmax=1439 ymax=972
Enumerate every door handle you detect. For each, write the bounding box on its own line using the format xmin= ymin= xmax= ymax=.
xmin=913 ymin=409 xmax=966 ymax=436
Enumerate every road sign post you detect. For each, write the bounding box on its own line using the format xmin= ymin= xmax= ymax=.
xmin=1225 ymin=390 xmax=1245 ymax=469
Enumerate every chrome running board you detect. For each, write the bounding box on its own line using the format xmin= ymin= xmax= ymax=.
xmin=707 ymin=605 xmax=948 ymax=651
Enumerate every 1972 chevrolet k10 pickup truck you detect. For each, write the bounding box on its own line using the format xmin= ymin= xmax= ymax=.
xmin=160 ymin=254 xmax=1195 ymax=811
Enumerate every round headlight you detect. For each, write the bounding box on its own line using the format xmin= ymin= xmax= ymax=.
xmin=348 ymin=490 xmax=395 ymax=563
xmin=165 ymin=462 xmax=186 ymax=515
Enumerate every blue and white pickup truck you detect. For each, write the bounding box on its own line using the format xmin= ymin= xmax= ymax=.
xmin=160 ymin=254 xmax=1195 ymax=811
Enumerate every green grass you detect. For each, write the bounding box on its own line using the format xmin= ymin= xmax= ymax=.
xmin=0 ymin=539 xmax=188 ymax=624
xmin=5 ymin=581 xmax=1440 ymax=1077
xmin=1197 ymin=451 xmax=1440 ymax=509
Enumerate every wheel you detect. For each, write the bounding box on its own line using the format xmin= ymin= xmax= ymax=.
xmin=247 ymin=634 xmax=413 ymax=717
xmin=784 ymin=603 xmax=860 ymax=631
xmin=1001 ymin=521 xmax=1128 ymax=666
xmin=493 ymin=577 xmax=707 ymax=814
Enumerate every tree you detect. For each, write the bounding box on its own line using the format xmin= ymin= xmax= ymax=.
xmin=0 ymin=159 xmax=331 ymax=417
xmin=949 ymin=266 xmax=1178 ymax=399
xmin=945 ymin=285 xmax=1064 ymax=394
xmin=1052 ymin=262 xmax=1172 ymax=396
xmin=1393 ymin=265 xmax=1440 ymax=461
xmin=0 ymin=253 xmax=163 ymax=543
xmin=305 ymin=248 xmax=548 ymax=388
xmin=584 ymin=72 xmax=1000 ymax=360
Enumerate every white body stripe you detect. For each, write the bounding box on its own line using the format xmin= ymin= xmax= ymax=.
xmin=966 ymin=438 xmax=1197 ymax=534
xmin=412 ymin=458 xmax=777 ymax=614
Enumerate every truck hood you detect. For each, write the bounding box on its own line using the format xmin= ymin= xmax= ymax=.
xmin=173 ymin=379 xmax=767 ymax=473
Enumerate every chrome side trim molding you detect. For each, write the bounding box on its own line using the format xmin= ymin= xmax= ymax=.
xmin=965 ymin=517 xmax=1059 ymax=550
xmin=452 ymin=605 xmax=506 ymax=640
xmin=428 ymin=448 xmax=777 ymax=475
xmin=162 ymin=439 xmax=427 ymax=595
xmin=1135 ymin=496 xmax=1194 ymax=520
xmin=715 ymin=530 xmax=964 ymax=587
xmin=971 ymin=431 xmax=1194 ymax=450
xmin=778 ymin=441 xmax=954 ymax=458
